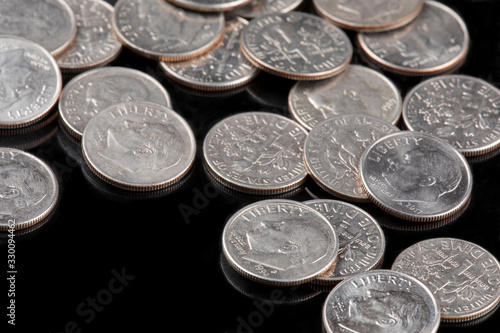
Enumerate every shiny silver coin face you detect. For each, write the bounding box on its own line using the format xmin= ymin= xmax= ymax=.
xmin=304 ymin=114 xmax=400 ymax=201
xmin=82 ymin=101 xmax=196 ymax=191
xmin=0 ymin=36 xmax=62 ymax=129
xmin=112 ymin=0 xmax=225 ymax=61
xmin=232 ymin=0 xmax=304 ymax=19
xmin=240 ymin=11 xmax=353 ymax=80
xmin=402 ymin=74 xmax=500 ymax=157
xmin=159 ymin=17 xmax=260 ymax=91
xmin=322 ymin=269 xmax=441 ymax=333
xmin=304 ymin=199 xmax=385 ymax=285
xmin=313 ymin=0 xmax=424 ymax=32
xmin=222 ymin=199 xmax=339 ymax=286
xmin=288 ymin=64 xmax=402 ymax=131
xmin=55 ymin=0 xmax=122 ymax=73
xmin=58 ymin=66 xmax=172 ymax=140
xmin=359 ymin=131 xmax=473 ymax=222
xmin=358 ymin=1 xmax=469 ymax=76
xmin=203 ymin=112 xmax=309 ymax=194
xmin=166 ymin=0 xmax=253 ymax=12
xmin=0 ymin=0 xmax=77 ymax=56
xmin=0 ymin=148 xmax=59 ymax=230
xmin=392 ymin=237 xmax=500 ymax=323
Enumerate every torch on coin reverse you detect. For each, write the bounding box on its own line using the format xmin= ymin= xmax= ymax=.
xmin=359 ymin=131 xmax=473 ymax=222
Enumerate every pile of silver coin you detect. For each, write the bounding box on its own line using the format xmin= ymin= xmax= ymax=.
xmin=1 ymin=0 xmax=500 ymax=332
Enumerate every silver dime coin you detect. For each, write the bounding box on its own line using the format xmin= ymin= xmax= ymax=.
xmin=0 ymin=36 xmax=62 ymax=129
xmin=166 ymin=0 xmax=253 ymax=12
xmin=56 ymin=0 xmax=122 ymax=73
xmin=0 ymin=0 xmax=77 ymax=56
xmin=232 ymin=0 xmax=304 ymax=19
xmin=112 ymin=0 xmax=225 ymax=61
xmin=322 ymin=269 xmax=441 ymax=333
xmin=288 ymin=64 xmax=402 ymax=131
xmin=359 ymin=131 xmax=473 ymax=222
xmin=222 ymin=199 xmax=339 ymax=286
xmin=304 ymin=114 xmax=400 ymax=202
xmin=0 ymin=148 xmax=59 ymax=231
xmin=203 ymin=111 xmax=309 ymax=194
xmin=304 ymin=199 xmax=385 ymax=286
xmin=240 ymin=11 xmax=353 ymax=80
xmin=159 ymin=17 xmax=260 ymax=91
xmin=392 ymin=237 xmax=500 ymax=323
xmin=313 ymin=0 xmax=424 ymax=32
xmin=402 ymin=74 xmax=500 ymax=157
xmin=82 ymin=101 xmax=196 ymax=191
xmin=58 ymin=66 xmax=172 ymax=140
xmin=358 ymin=1 xmax=469 ymax=76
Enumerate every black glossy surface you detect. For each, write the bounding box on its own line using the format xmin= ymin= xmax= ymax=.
xmin=2 ymin=0 xmax=500 ymax=332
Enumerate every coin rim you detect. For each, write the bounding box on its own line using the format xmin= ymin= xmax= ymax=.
xmin=165 ymin=0 xmax=254 ymax=12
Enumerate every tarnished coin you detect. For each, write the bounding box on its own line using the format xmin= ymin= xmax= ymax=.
xmin=304 ymin=199 xmax=385 ymax=286
xmin=159 ymin=17 xmax=260 ymax=91
xmin=0 ymin=0 xmax=77 ymax=56
xmin=402 ymin=74 xmax=500 ymax=157
xmin=0 ymin=36 xmax=62 ymax=129
xmin=58 ymin=66 xmax=172 ymax=140
xmin=56 ymin=0 xmax=122 ymax=73
xmin=313 ymin=0 xmax=424 ymax=32
xmin=232 ymin=0 xmax=304 ymax=19
xmin=222 ymin=199 xmax=339 ymax=286
xmin=392 ymin=238 xmax=500 ymax=323
xmin=0 ymin=148 xmax=59 ymax=231
xmin=166 ymin=0 xmax=253 ymax=12
xmin=203 ymin=112 xmax=309 ymax=194
xmin=112 ymin=0 xmax=225 ymax=61
xmin=240 ymin=11 xmax=353 ymax=80
xmin=322 ymin=269 xmax=440 ymax=333
xmin=359 ymin=131 xmax=473 ymax=222
xmin=358 ymin=1 xmax=469 ymax=76
xmin=304 ymin=115 xmax=400 ymax=201
xmin=82 ymin=101 xmax=196 ymax=191
xmin=288 ymin=64 xmax=402 ymax=131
